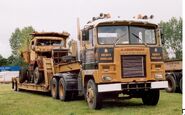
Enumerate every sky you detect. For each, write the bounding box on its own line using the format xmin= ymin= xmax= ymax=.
xmin=0 ymin=0 xmax=182 ymax=58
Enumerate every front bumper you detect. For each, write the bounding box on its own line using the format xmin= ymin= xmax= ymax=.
xmin=97 ymin=81 xmax=168 ymax=92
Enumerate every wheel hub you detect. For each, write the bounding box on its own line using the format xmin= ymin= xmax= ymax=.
xmin=34 ymin=68 xmax=39 ymax=83
xmin=52 ymin=84 xmax=56 ymax=96
xmin=87 ymin=87 xmax=94 ymax=103
xmin=59 ymin=83 xmax=64 ymax=96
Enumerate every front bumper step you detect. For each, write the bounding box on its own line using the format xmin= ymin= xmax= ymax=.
xmin=98 ymin=81 xmax=168 ymax=92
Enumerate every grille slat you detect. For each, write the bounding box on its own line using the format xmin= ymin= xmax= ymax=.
xmin=121 ymin=55 xmax=146 ymax=78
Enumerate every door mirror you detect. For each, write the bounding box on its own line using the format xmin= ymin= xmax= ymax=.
xmin=31 ymin=41 xmax=35 ymax=50
xmin=82 ymin=30 xmax=89 ymax=41
xmin=160 ymin=29 xmax=165 ymax=45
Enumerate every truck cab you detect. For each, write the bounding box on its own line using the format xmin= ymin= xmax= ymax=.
xmin=30 ymin=32 xmax=68 ymax=60
xmin=20 ymin=32 xmax=70 ymax=84
xmin=79 ymin=14 xmax=168 ymax=109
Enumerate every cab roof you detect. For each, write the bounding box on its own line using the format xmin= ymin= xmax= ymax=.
xmin=31 ymin=31 xmax=70 ymax=39
xmin=85 ymin=18 xmax=158 ymax=28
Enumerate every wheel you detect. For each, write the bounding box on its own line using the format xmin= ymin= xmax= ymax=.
xmin=29 ymin=71 xmax=34 ymax=83
xmin=12 ymin=81 xmax=17 ymax=91
xmin=33 ymin=67 xmax=43 ymax=84
xmin=19 ymin=67 xmax=28 ymax=83
xmin=142 ymin=89 xmax=159 ymax=105
xmin=180 ymin=78 xmax=182 ymax=93
xmin=165 ymin=74 xmax=176 ymax=93
xmin=86 ymin=79 xmax=102 ymax=109
xmin=58 ymin=78 xmax=72 ymax=101
xmin=51 ymin=78 xmax=58 ymax=99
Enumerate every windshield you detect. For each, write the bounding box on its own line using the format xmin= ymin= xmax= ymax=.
xmin=97 ymin=26 xmax=156 ymax=45
xmin=36 ymin=39 xmax=64 ymax=46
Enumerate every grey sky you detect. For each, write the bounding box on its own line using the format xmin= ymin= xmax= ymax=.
xmin=0 ymin=0 xmax=182 ymax=58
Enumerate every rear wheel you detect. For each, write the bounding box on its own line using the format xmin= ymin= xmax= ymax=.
xmin=58 ymin=78 xmax=71 ymax=101
xmin=142 ymin=89 xmax=159 ymax=105
xmin=86 ymin=79 xmax=102 ymax=109
xmin=166 ymin=74 xmax=176 ymax=93
xmin=33 ymin=67 xmax=43 ymax=84
xmin=51 ymin=78 xmax=58 ymax=99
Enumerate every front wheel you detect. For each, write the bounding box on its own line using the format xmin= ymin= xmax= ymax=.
xmin=33 ymin=67 xmax=43 ymax=84
xmin=86 ymin=79 xmax=102 ymax=109
xmin=19 ymin=67 xmax=28 ymax=83
xmin=142 ymin=89 xmax=159 ymax=105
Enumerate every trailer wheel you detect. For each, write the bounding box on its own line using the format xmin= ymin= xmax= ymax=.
xmin=166 ymin=74 xmax=176 ymax=93
xmin=180 ymin=78 xmax=182 ymax=93
xmin=58 ymin=78 xmax=71 ymax=101
xmin=51 ymin=78 xmax=58 ymax=99
xmin=33 ymin=67 xmax=43 ymax=84
xmin=142 ymin=89 xmax=159 ymax=105
xmin=13 ymin=81 xmax=17 ymax=91
xmin=19 ymin=67 xmax=28 ymax=83
xmin=86 ymin=79 xmax=102 ymax=109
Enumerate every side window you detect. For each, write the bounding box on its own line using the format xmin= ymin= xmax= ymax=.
xmin=89 ymin=29 xmax=93 ymax=47
xmin=31 ymin=41 xmax=35 ymax=49
xmin=82 ymin=30 xmax=89 ymax=41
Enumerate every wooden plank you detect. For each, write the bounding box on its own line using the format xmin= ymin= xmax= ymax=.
xmin=54 ymin=62 xmax=81 ymax=73
xmin=164 ymin=60 xmax=182 ymax=71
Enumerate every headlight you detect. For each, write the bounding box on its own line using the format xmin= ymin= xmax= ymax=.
xmin=155 ymin=73 xmax=163 ymax=79
xmin=102 ymin=75 xmax=112 ymax=81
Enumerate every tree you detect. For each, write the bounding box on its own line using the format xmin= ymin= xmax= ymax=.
xmin=6 ymin=55 xmax=26 ymax=66
xmin=159 ymin=17 xmax=182 ymax=60
xmin=0 ymin=54 xmax=7 ymax=66
xmin=9 ymin=26 xmax=35 ymax=56
xmin=9 ymin=28 xmax=21 ymax=56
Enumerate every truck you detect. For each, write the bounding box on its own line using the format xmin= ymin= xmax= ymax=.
xmin=164 ymin=60 xmax=182 ymax=93
xmin=12 ymin=31 xmax=80 ymax=93
xmin=12 ymin=13 xmax=168 ymax=109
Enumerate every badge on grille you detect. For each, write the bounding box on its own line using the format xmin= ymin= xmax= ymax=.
xmin=154 ymin=48 xmax=158 ymax=52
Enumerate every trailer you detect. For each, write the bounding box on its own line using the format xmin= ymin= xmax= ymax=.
xmin=164 ymin=60 xmax=182 ymax=93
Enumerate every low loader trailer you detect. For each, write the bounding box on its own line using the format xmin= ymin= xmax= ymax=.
xmin=12 ymin=14 xmax=168 ymax=109
xmin=12 ymin=61 xmax=81 ymax=92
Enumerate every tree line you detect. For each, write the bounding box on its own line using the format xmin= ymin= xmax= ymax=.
xmin=0 ymin=26 xmax=34 ymax=66
xmin=0 ymin=17 xmax=182 ymax=66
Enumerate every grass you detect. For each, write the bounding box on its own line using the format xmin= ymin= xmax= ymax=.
xmin=0 ymin=84 xmax=182 ymax=115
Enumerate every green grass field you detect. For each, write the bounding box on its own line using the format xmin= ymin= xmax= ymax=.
xmin=0 ymin=84 xmax=182 ymax=115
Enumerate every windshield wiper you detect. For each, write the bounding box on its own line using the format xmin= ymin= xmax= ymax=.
xmin=131 ymin=33 xmax=147 ymax=46
xmin=114 ymin=32 xmax=127 ymax=46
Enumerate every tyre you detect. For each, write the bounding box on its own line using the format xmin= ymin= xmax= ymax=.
xmin=86 ymin=79 xmax=102 ymax=109
xmin=19 ymin=67 xmax=28 ymax=83
xmin=33 ymin=67 xmax=43 ymax=84
xmin=180 ymin=78 xmax=182 ymax=93
xmin=58 ymin=78 xmax=72 ymax=101
xmin=51 ymin=78 xmax=58 ymax=99
xmin=12 ymin=81 xmax=17 ymax=91
xmin=29 ymin=71 xmax=34 ymax=83
xmin=142 ymin=89 xmax=159 ymax=105
xmin=165 ymin=74 xmax=176 ymax=93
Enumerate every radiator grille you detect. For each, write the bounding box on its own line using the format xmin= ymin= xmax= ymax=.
xmin=121 ymin=55 xmax=146 ymax=78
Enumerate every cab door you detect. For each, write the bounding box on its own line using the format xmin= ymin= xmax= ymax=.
xmin=81 ymin=29 xmax=97 ymax=70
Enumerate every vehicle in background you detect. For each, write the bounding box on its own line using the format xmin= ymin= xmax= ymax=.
xmin=164 ymin=60 xmax=182 ymax=93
